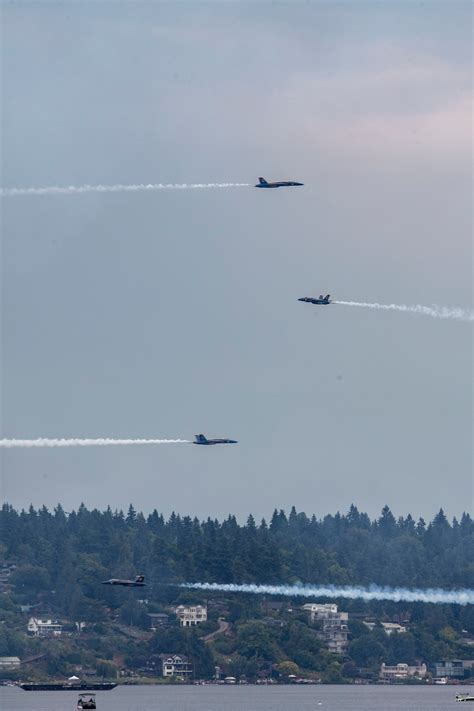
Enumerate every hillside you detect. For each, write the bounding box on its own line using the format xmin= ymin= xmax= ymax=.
xmin=0 ymin=504 xmax=473 ymax=683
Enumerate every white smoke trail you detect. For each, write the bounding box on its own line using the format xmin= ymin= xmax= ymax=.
xmin=0 ymin=438 xmax=190 ymax=448
xmin=181 ymin=581 xmax=474 ymax=606
xmin=334 ymin=300 xmax=474 ymax=323
xmin=0 ymin=182 xmax=250 ymax=197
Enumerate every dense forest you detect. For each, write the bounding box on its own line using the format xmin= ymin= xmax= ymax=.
xmin=0 ymin=503 xmax=473 ymax=682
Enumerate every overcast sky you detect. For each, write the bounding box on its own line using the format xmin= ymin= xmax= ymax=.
xmin=1 ymin=0 xmax=472 ymax=522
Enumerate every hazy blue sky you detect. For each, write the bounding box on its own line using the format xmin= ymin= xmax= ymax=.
xmin=1 ymin=0 xmax=472 ymax=521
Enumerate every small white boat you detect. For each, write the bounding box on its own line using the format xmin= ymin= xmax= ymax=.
xmin=77 ymin=693 xmax=97 ymax=710
xmin=455 ymin=693 xmax=474 ymax=702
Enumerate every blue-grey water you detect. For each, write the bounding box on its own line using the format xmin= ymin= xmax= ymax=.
xmin=1 ymin=684 xmax=472 ymax=710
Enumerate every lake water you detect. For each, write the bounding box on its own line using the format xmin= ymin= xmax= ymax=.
xmin=1 ymin=684 xmax=472 ymax=710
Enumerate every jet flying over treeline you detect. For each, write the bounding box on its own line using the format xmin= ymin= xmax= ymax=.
xmin=102 ymin=575 xmax=146 ymax=587
xmin=193 ymin=434 xmax=238 ymax=445
xmin=298 ymin=294 xmax=331 ymax=305
xmin=255 ymin=177 xmax=304 ymax=188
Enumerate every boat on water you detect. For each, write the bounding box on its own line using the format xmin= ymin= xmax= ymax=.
xmin=77 ymin=694 xmax=97 ymax=710
xmin=456 ymin=693 xmax=474 ymax=702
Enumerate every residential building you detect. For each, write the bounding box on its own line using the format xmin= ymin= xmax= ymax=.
xmin=27 ymin=617 xmax=63 ymax=637
xmin=303 ymin=603 xmax=348 ymax=654
xmin=303 ymin=603 xmax=338 ymax=622
xmin=380 ymin=663 xmax=427 ymax=681
xmin=159 ymin=654 xmax=193 ymax=678
xmin=381 ymin=623 xmax=407 ymax=635
xmin=148 ymin=613 xmax=169 ymax=630
xmin=0 ymin=657 xmax=21 ymax=669
xmin=364 ymin=621 xmax=407 ymax=635
xmin=175 ymin=605 xmax=207 ymax=627
xmin=322 ymin=612 xmax=349 ymax=654
xmin=434 ymin=660 xmax=474 ymax=679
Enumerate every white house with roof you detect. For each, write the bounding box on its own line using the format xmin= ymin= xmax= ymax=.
xmin=160 ymin=654 xmax=193 ymax=677
xmin=27 ymin=617 xmax=63 ymax=637
xmin=175 ymin=605 xmax=207 ymax=627
xmin=364 ymin=621 xmax=407 ymax=635
xmin=380 ymin=663 xmax=427 ymax=680
xmin=381 ymin=622 xmax=407 ymax=635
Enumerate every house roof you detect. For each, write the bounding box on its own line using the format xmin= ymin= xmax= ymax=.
xmin=159 ymin=653 xmax=189 ymax=662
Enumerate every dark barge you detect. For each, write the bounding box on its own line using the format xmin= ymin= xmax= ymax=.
xmin=20 ymin=682 xmax=116 ymax=691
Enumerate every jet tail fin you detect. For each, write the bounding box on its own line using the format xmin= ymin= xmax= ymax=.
xmin=258 ymin=177 xmax=268 ymax=185
xmin=325 ymin=294 xmax=330 ymax=301
xmin=135 ymin=575 xmax=145 ymax=584
xmin=195 ymin=434 xmax=208 ymax=444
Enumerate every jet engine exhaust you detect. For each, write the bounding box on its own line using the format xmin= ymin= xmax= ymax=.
xmin=180 ymin=581 xmax=474 ymax=606
xmin=0 ymin=182 xmax=250 ymax=197
xmin=333 ymin=301 xmax=474 ymax=323
xmin=0 ymin=438 xmax=191 ymax=448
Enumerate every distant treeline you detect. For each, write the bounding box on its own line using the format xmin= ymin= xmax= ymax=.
xmin=1 ymin=504 xmax=472 ymax=603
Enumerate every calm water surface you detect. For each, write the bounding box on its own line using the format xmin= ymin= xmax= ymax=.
xmin=1 ymin=684 xmax=472 ymax=710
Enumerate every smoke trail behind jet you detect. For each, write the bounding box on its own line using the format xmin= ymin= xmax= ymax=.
xmin=0 ymin=438 xmax=190 ymax=448
xmin=0 ymin=182 xmax=250 ymax=197
xmin=180 ymin=581 xmax=474 ymax=606
xmin=334 ymin=301 xmax=474 ymax=323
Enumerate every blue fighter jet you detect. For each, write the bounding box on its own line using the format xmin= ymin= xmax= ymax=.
xmin=298 ymin=294 xmax=331 ymax=305
xmin=255 ymin=177 xmax=304 ymax=188
xmin=102 ymin=575 xmax=146 ymax=587
xmin=194 ymin=434 xmax=238 ymax=445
